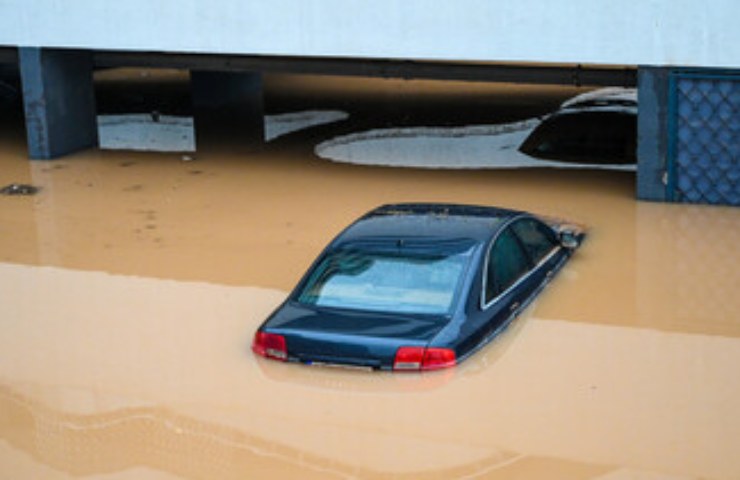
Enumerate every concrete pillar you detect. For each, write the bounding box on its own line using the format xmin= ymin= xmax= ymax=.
xmin=190 ymin=71 xmax=264 ymax=149
xmin=636 ymin=66 xmax=670 ymax=202
xmin=19 ymin=48 xmax=97 ymax=159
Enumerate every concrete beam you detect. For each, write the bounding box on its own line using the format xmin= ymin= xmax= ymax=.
xmin=637 ymin=66 xmax=670 ymax=201
xmin=96 ymin=51 xmax=637 ymax=87
xmin=19 ymin=48 xmax=97 ymax=159
xmin=190 ymin=70 xmax=263 ymax=150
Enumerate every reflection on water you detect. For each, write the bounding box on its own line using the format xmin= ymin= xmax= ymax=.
xmin=0 ymin=75 xmax=738 ymax=478
xmin=98 ymin=114 xmax=196 ymax=153
xmin=96 ymin=110 xmax=350 ymax=153
xmin=1 ymin=382 xmax=620 ymax=480
xmin=314 ymin=121 xmax=636 ymax=171
xmin=636 ymin=203 xmax=740 ymax=336
xmin=0 ymin=385 xmax=354 ymax=479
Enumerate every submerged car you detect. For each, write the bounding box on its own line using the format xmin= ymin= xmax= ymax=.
xmin=519 ymin=87 xmax=637 ymax=165
xmin=252 ymin=203 xmax=583 ymax=371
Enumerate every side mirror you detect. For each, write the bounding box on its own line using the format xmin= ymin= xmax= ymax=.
xmin=559 ymin=230 xmax=580 ymax=250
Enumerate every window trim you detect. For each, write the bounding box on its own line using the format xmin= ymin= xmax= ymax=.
xmin=480 ymin=216 xmax=562 ymax=310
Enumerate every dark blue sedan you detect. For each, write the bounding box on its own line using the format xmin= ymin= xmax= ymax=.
xmin=253 ymin=203 xmax=583 ymax=371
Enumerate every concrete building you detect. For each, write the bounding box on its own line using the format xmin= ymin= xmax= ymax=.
xmin=0 ymin=0 xmax=737 ymax=205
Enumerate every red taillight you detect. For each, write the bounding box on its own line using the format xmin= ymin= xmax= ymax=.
xmin=252 ymin=332 xmax=287 ymax=361
xmin=394 ymin=346 xmax=456 ymax=371
xmin=422 ymin=348 xmax=457 ymax=371
xmin=394 ymin=347 xmax=424 ymax=371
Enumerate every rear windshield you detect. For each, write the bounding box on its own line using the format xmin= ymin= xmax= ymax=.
xmin=297 ymin=240 xmax=475 ymax=315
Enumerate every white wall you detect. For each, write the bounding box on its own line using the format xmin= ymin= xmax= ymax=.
xmin=1 ymin=0 xmax=738 ymax=68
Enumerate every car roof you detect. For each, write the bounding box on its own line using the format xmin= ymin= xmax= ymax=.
xmin=333 ymin=203 xmax=525 ymax=246
xmin=560 ymin=87 xmax=637 ymax=110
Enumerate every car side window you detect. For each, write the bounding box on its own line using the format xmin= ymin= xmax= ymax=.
xmin=510 ymin=218 xmax=559 ymax=265
xmin=484 ymin=227 xmax=531 ymax=305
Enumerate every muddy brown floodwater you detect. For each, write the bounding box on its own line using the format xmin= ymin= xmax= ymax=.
xmin=1 ymin=73 xmax=739 ymax=479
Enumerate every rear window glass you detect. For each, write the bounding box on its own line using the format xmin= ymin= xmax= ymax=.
xmin=297 ymin=243 xmax=474 ymax=315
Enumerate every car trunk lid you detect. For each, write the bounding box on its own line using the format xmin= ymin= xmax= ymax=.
xmin=263 ymin=302 xmax=449 ymax=370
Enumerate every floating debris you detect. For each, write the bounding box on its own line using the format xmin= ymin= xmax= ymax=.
xmin=0 ymin=183 xmax=39 ymax=196
xmin=181 ymin=155 xmax=195 ymax=162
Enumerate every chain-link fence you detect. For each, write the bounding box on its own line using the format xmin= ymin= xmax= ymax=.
xmin=669 ymin=73 xmax=739 ymax=206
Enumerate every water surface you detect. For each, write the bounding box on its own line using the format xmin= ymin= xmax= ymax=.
xmin=0 ymin=74 xmax=738 ymax=479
